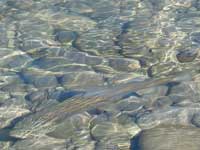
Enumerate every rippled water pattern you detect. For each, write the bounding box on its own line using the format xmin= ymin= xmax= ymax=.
xmin=0 ymin=0 xmax=200 ymax=149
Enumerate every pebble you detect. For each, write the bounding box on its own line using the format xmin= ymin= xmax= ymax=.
xmin=176 ymin=49 xmax=198 ymax=63
xmin=108 ymin=58 xmax=140 ymax=72
xmin=54 ymin=29 xmax=78 ymax=44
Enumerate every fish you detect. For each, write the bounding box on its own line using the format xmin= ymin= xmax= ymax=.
xmin=40 ymin=72 xmax=193 ymax=123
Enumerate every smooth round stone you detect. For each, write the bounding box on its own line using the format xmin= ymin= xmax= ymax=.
xmin=176 ymin=50 xmax=198 ymax=63
xmin=54 ymin=29 xmax=78 ymax=44
xmin=108 ymin=58 xmax=140 ymax=72
xmin=115 ymin=98 xmax=143 ymax=113
xmin=131 ymin=125 xmax=200 ymax=150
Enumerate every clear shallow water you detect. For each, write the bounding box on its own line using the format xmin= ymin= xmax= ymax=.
xmin=0 ymin=0 xmax=200 ymax=149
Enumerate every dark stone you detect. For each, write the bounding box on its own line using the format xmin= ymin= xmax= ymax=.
xmin=0 ymin=128 xmax=22 ymax=142
xmin=121 ymin=92 xmax=142 ymax=99
xmin=176 ymin=50 xmax=198 ymax=63
xmin=147 ymin=66 xmax=153 ymax=77
xmin=139 ymin=58 xmax=147 ymax=67
xmin=165 ymin=82 xmax=180 ymax=96
xmin=54 ymin=29 xmax=78 ymax=44
xmin=131 ymin=133 xmax=142 ymax=150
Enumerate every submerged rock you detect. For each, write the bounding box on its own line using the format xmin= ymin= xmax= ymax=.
xmin=91 ymin=121 xmax=141 ymax=150
xmin=108 ymin=57 xmax=140 ymax=72
xmin=131 ymin=125 xmax=200 ymax=150
xmin=176 ymin=49 xmax=198 ymax=63
xmin=12 ymin=135 xmax=67 ymax=150
xmin=76 ymin=28 xmax=120 ymax=55
xmin=54 ymin=29 xmax=78 ymax=45
xmin=136 ymin=107 xmax=200 ymax=129
xmin=17 ymin=68 xmax=59 ymax=88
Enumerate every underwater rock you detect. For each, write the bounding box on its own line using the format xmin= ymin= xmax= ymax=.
xmin=137 ymin=85 xmax=168 ymax=107
xmin=168 ymin=81 xmax=200 ymax=103
xmin=108 ymin=57 xmax=140 ymax=72
xmin=12 ymin=135 xmax=67 ymax=150
xmin=29 ymin=56 xmax=70 ymax=69
xmin=76 ymin=28 xmax=120 ymax=55
xmin=176 ymin=49 xmax=198 ymax=63
xmin=147 ymin=62 xmax=177 ymax=77
xmin=54 ymin=29 xmax=78 ymax=45
xmin=91 ymin=121 xmax=141 ymax=150
xmin=131 ymin=125 xmax=200 ymax=150
xmin=114 ymin=96 xmax=143 ymax=113
xmin=137 ymin=107 xmax=200 ymax=129
xmin=18 ymin=68 xmax=59 ymax=88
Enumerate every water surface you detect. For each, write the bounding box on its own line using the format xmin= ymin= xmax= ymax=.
xmin=0 ymin=0 xmax=200 ymax=149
